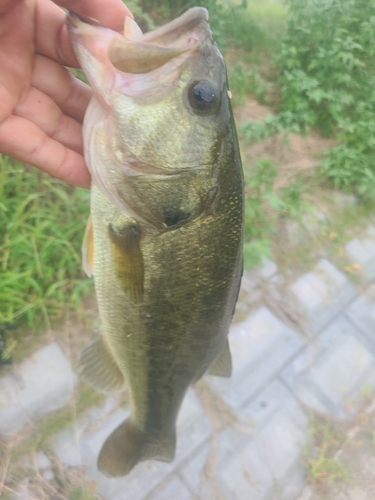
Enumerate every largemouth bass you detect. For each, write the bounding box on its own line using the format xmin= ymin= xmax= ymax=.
xmin=68 ymin=7 xmax=244 ymax=478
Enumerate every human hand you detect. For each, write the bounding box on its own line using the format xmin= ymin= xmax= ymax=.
xmin=0 ymin=0 xmax=132 ymax=188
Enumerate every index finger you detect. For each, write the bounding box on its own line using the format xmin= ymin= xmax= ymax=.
xmin=35 ymin=0 xmax=133 ymax=68
xmin=56 ymin=0 xmax=133 ymax=32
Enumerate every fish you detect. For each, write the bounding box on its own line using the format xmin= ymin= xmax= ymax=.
xmin=67 ymin=7 xmax=244 ymax=478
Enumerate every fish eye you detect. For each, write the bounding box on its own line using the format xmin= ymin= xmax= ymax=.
xmin=187 ymin=80 xmax=218 ymax=115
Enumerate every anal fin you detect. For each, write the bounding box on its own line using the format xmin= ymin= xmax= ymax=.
xmin=79 ymin=335 xmax=125 ymax=394
xmin=207 ymin=339 xmax=232 ymax=378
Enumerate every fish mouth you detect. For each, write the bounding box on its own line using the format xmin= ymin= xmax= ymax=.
xmin=67 ymin=8 xmax=210 ymax=96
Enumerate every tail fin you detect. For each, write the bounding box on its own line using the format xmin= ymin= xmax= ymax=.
xmin=97 ymin=418 xmax=176 ymax=477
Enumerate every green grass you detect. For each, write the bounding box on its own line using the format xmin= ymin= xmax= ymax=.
xmin=247 ymin=0 xmax=288 ymax=19
xmin=0 ymin=155 xmax=92 ymax=331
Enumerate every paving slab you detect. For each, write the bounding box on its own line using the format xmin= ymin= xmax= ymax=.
xmin=180 ymin=380 xmax=308 ymax=500
xmin=345 ymin=283 xmax=375 ymax=345
xmin=52 ymin=395 xmax=122 ymax=467
xmin=297 ymin=394 xmax=375 ymax=500
xmin=288 ymin=259 xmax=357 ymax=336
xmin=257 ymin=258 xmax=278 ymax=280
xmin=12 ymin=479 xmax=30 ymax=500
xmin=149 ymin=475 xmax=194 ymax=500
xmin=281 ymin=316 xmax=375 ymax=419
xmin=218 ymin=386 xmax=307 ymax=500
xmin=179 ymin=427 xmax=250 ymax=500
xmin=54 ymin=389 xmax=211 ymax=500
xmin=35 ymin=451 xmax=54 ymax=481
xmin=345 ymin=232 xmax=375 ymax=281
xmin=206 ymin=307 xmax=304 ymax=410
xmin=0 ymin=343 xmax=77 ymax=438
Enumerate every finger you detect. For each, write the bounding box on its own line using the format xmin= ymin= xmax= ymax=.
xmin=14 ymin=86 xmax=84 ymax=155
xmin=35 ymin=0 xmax=133 ymax=68
xmin=0 ymin=0 xmax=34 ymax=118
xmin=35 ymin=0 xmax=79 ymax=68
xmin=32 ymin=55 xmax=91 ymax=123
xmin=0 ymin=0 xmax=23 ymax=15
xmin=55 ymin=0 xmax=133 ymax=31
xmin=0 ymin=115 xmax=90 ymax=188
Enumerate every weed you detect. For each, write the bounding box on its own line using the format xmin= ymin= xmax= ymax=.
xmin=70 ymin=487 xmax=97 ymax=500
xmin=304 ymin=413 xmax=350 ymax=487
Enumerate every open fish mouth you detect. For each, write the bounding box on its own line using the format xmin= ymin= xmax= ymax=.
xmin=67 ymin=8 xmax=211 ymax=96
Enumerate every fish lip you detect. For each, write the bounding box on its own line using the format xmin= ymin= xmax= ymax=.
xmin=66 ymin=7 xmax=210 ymax=53
xmin=140 ymin=7 xmax=209 ymax=44
xmin=66 ymin=7 xmax=212 ymax=95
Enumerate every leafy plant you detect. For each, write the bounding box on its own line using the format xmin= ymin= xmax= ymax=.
xmin=243 ymin=157 xmax=309 ymax=268
xmin=279 ymin=0 xmax=375 ymax=195
xmin=229 ymin=65 xmax=272 ymax=106
xmin=241 ymin=0 xmax=375 ymax=196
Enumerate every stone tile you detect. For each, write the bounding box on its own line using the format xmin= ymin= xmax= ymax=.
xmin=81 ymin=408 xmax=130 ymax=472
xmin=53 ymin=427 xmax=83 ymax=467
xmin=241 ymin=270 xmax=258 ymax=292
xmin=218 ymin=409 xmax=306 ymax=500
xmin=180 ymin=380 xmax=308 ymax=500
xmin=0 ymin=343 xmax=77 ymax=438
xmin=52 ymin=396 xmax=123 ymax=467
xmin=332 ymin=192 xmax=357 ymax=207
xmin=179 ymin=427 xmax=249 ymax=500
xmin=58 ymin=389 xmax=211 ymax=500
xmin=206 ymin=307 xmax=304 ymax=410
xmin=258 ymin=258 xmax=278 ymax=279
xmin=239 ymin=380 xmax=308 ymax=431
xmin=12 ymin=479 xmax=30 ymax=500
xmin=36 ymin=451 xmax=54 ymax=481
xmin=274 ymin=466 xmax=306 ymax=500
xmin=345 ymin=284 xmax=375 ymax=345
xmin=302 ymin=209 xmax=327 ymax=237
xmin=36 ymin=451 xmax=51 ymax=470
xmin=345 ymin=230 xmax=375 ymax=281
xmin=150 ymin=476 xmax=194 ymax=500
xmin=281 ymin=316 xmax=375 ymax=419
xmin=289 ymin=259 xmax=357 ymax=336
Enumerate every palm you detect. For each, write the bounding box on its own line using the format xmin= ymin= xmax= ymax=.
xmin=0 ymin=0 xmax=132 ymax=187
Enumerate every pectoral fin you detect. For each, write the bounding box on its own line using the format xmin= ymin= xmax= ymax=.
xmin=208 ymin=340 xmax=232 ymax=378
xmin=82 ymin=215 xmax=94 ymax=277
xmin=80 ymin=335 xmax=125 ymax=394
xmin=108 ymin=224 xmax=144 ymax=301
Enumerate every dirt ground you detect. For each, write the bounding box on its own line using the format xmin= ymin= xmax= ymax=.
xmin=234 ymin=97 xmax=335 ymax=189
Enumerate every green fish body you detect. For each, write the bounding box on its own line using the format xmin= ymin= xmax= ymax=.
xmin=68 ymin=7 xmax=244 ymax=477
